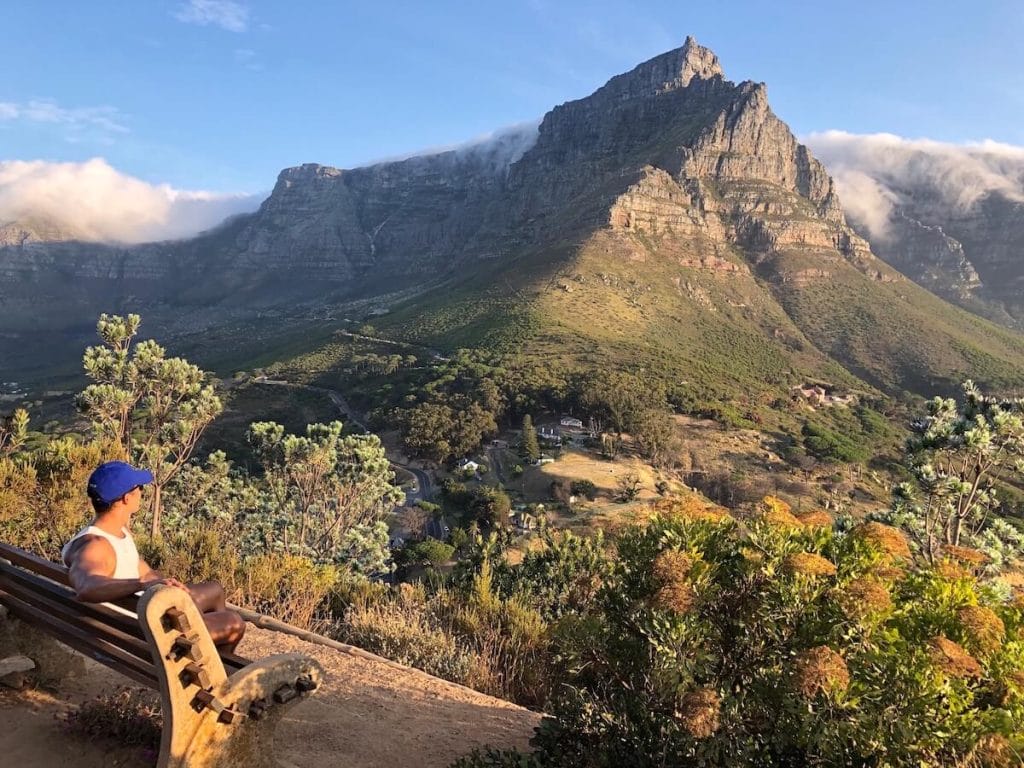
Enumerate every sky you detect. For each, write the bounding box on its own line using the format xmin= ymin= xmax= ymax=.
xmin=1 ymin=1 xmax=1022 ymax=239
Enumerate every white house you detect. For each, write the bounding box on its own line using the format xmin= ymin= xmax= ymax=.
xmin=539 ymin=427 xmax=561 ymax=443
xmin=457 ymin=459 xmax=480 ymax=472
xmin=560 ymin=416 xmax=584 ymax=429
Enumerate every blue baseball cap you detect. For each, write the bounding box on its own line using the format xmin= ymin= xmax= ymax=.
xmin=87 ymin=461 xmax=154 ymax=506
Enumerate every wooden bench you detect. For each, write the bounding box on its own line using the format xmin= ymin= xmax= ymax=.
xmin=0 ymin=542 xmax=324 ymax=768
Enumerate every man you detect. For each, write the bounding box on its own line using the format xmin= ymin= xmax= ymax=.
xmin=62 ymin=460 xmax=246 ymax=651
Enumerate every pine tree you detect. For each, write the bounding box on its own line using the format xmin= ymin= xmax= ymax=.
xmin=521 ymin=414 xmax=541 ymax=464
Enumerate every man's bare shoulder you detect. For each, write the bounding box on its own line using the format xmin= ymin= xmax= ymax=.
xmin=66 ymin=534 xmax=116 ymax=576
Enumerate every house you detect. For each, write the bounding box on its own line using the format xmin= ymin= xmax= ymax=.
xmin=539 ymin=427 xmax=561 ymax=444
xmin=538 ymin=454 xmax=555 ymax=465
xmin=560 ymin=416 xmax=584 ymax=429
xmin=512 ymin=511 xmax=537 ymax=530
xmin=457 ymin=459 xmax=480 ymax=473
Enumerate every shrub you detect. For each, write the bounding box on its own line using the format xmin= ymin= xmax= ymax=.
xmin=569 ymin=480 xmax=597 ymax=501
xmin=236 ymin=553 xmax=339 ymax=631
xmin=337 ymin=593 xmax=473 ymax=683
xmin=63 ymin=687 xmax=161 ymax=750
xmin=483 ymin=510 xmax=1024 ymax=767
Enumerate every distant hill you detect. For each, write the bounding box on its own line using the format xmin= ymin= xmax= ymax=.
xmin=2 ymin=37 xmax=1023 ymax=406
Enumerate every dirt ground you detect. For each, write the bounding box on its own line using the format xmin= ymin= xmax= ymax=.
xmin=1 ymin=625 xmax=541 ymax=768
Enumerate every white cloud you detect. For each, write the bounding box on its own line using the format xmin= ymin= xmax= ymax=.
xmin=174 ymin=0 xmax=248 ymax=33
xmin=0 ymin=99 xmax=128 ymax=140
xmin=805 ymin=130 xmax=1024 ymax=240
xmin=0 ymin=158 xmax=262 ymax=243
xmin=362 ymin=120 xmax=541 ymax=172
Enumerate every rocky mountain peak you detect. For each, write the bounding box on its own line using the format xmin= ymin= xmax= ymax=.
xmin=592 ymin=36 xmax=724 ymax=104
xmin=678 ymin=35 xmax=725 ymax=86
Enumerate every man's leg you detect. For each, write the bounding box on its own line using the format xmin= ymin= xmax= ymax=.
xmin=202 ymin=610 xmax=247 ymax=653
xmin=188 ymin=581 xmax=227 ymax=613
xmin=187 ymin=581 xmax=246 ymax=652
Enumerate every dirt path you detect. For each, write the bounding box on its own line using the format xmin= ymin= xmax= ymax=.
xmin=1 ymin=626 xmax=541 ymax=768
xmin=236 ymin=627 xmax=540 ymax=767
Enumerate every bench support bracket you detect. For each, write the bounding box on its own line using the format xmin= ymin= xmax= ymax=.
xmin=138 ymin=585 xmax=323 ymax=768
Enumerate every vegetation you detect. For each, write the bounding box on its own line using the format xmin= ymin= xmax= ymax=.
xmin=452 ymin=497 xmax=1024 ymax=767
xmin=521 ymin=414 xmax=540 ymax=464
xmin=77 ymin=314 xmax=223 ymax=537
xmin=5 ymin=311 xmax=1024 ymax=766
xmin=886 ymin=381 xmax=1024 ymax=564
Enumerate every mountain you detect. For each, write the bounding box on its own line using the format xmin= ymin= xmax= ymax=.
xmin=2 ymin=38 xmax=1024 ymax=405
xmin=808 ymin=135 xmax=1024 ymax=330
xmin=858 ymin=190 xmax=1024 ymax=329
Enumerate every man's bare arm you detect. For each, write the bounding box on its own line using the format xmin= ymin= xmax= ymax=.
xmin=68 ymin=537 xmax=152 ymax=602
xmin=137 ymin=558 xmax=187 ymax=590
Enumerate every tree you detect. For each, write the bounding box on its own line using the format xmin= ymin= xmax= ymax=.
xmin=616 ymin=472 xmax=642 ymax=502
xmin=398 ymin=504 xmax=432 ymax=540
xmin=521 ymin=414 xmax=540 ymax=464
xmin=891 ymin=380 xmax=1024 ymax=562
xmin=77 ymin=314 xmax=223 ymax=538
xmin=570 ymin=479 xmax=597 ymax=501
xmin=0 ymin=408 xmax=29 ymax=456
xmin=632 ymin=409 xmax=679 ymax=467
xmin=402 ymin=537 xmax=455 ymax=568
xmin=471 ymin=485 xmax=512 ymax=530
xmin=247 ymin=420 xmax=404 ymax=564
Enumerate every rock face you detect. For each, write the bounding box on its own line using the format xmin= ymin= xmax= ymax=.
xmin=2 ymin=36 xmax=1023 ymax=397
xmin=0 ymin=36 xmax=871 ymax=302
xmin=857 ymin=192 xmax=1024 ymax=328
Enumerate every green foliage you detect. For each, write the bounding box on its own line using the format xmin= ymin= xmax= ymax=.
xmin=401 ymin=537 xmax=456 ymax=567
xmin=570 ymin=480 xmax=598 ymax=501
xmin=521 ymin=414 xmax=541 ymax=464
xmin=0 ymin=435 xmax=113 ymax=558
xmin=616 ymin=472 xmax=642 ymax=502
xmin=338 ymin=584 xmax=475 ymax=682
xmin=247 ymin=420 xmax=403 ymax=565
xmin=77 ymin=314 xmax=223 ymax=537
xmin=891 ymin=380 xmax=1024 ymax=562
xmin=492 ymin=529 xmax=610 ymax=620
xmin=237 ymin=552 xmax=340 ymax=631
xmin=399 ymin=401 xmax=497 ymax=465
xmin=473 ymin=509 xmax=1024 ymax=767
xmin=0 ymin=408 xmax=29 ymax=456
xmin=801 ymin=420 xmax=871 ymax=463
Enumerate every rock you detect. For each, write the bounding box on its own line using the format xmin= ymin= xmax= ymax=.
xmin=0 ymin=654 xmax=35 ymax=688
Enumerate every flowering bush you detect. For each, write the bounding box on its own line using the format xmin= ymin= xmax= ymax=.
xmin=459 ymin=497 xmax=1024 ymax=767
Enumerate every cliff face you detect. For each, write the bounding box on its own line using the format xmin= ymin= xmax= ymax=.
xmin=2 ymin=36 xmax=870 ymax=306
xmin=870 ymin=192 xmax=1024 ymax=328
xmin=3 ymin=37 xmax=1023 ymax=397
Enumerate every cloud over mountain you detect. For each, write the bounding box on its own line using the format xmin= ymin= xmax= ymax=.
xmin=0 ymin=158 xmax=262 ymax=243
xmin=806 ymin=131 xmax=1024 ymax=240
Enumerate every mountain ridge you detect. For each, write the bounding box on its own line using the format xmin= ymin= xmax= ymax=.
xmin=1 ymin=37 xmax=1023 ymax=406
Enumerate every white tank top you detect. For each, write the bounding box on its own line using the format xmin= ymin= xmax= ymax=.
xmin=62 ymin=525 xmax=141 ymax=580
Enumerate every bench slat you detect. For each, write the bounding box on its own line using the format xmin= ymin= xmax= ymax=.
xmin=0 ymin=572 xmax=155 ymax=667
xmin=0 ymin=560 xmax=147 ymax=638
xmin=0 ymin=542 xmax=74 ymax=584
xmin=0 ymin=587 xmax=158 ymax=688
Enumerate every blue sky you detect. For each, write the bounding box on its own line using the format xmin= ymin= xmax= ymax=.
xmin=1 ymin=0 xmax=1022 ymax=196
